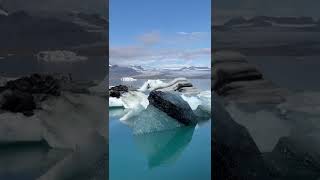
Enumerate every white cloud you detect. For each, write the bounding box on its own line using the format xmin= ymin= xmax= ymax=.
xmin=176 ymin=31 xmax=209 ymax=40
xmin=110 ymin=31 xmax=210 ymax=67
xmin=137 ymin=31 xmax=161 ymax=45
xmin=110 ymin=46 xmax=210 ymax=66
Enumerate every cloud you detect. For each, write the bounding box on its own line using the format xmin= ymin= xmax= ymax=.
xmin=176 ymin=31 xmax=209 ymax=40
xmin=110 ymin=46 xmax=210 ymax=66
xmin=110 ymin=31 xmax=210 ymax=67
xmin=137 ymin=31 xmax=161 ymax=46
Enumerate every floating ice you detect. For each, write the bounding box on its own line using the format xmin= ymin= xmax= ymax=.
xmin=121 ymin=91 xmax=149 ymax=109
xmin=121 ymin=77 xmax=137 ymax=82
xmin=133 ymin=126 xmax=195 ymax=167
xmin=181 ymin=95 xmax=202 ymax=110
xmin=36 ymin=50 xmax=88 ymax=63
xmin=132 ymin=105 xmax=184 ymax=135
xmin=197 ymin=90 xmax=211 ymax=113
xmin=0 ymin=112 xmax=43 ymax=143
xmin=40 ymin=93 xmax=107 ymax=149
xmin=138 ymin=79 xmax=166 ymax=92
xmin=109 ymin=97 xmax=124 ymax=108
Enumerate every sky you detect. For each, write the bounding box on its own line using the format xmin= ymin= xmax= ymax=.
xmin=109 ymin=0 xmax=211 ymax=69
xmin=214 ymin=0 xmax=320 ymax=24
xmin=0 ymin=0 xmax=107 ymax=16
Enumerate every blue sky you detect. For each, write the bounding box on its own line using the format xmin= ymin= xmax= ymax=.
xmin=110 ymin=0 xmax=211 ymax=68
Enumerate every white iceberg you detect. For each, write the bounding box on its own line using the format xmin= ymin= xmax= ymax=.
xmin=109 ymin=97 xmax=124 ymax=108
xmin=181 ymin=95 xmax=202 ymax=110
xmin=109 ymin=78 xmax=211 ymax=132
xmin=36 ymin=50 xmax=88 ymax=63
xmin=138 ymin=79 xmax=167 ymax=92
xmin=121 ymin=77 xmax=137 ymax=82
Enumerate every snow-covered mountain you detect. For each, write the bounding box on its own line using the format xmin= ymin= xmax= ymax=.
xmin=179 ymin=66 xmax=211 ymax=71
xmin=130 ymin=65 xmax=145 ymax=72
xmin=109 ymin=64 xmax=211 ymax=79
xmin=217 ymin=16 xmax=320 ymax=30
xmin=109 ymin=65 xmax=142 ymax=79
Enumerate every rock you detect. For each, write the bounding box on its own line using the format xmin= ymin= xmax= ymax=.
xmin=1 ymin=90 xmax=36 ymax=116
xmin=0 ymin=74 xmax=61 ymax=116
xmin=148 ymin=91 xmax=197 ymax=125
xmin=5 ymin=74 xmax=60 ymax=96
xmin=212 ymin=97 xmax=273 ymax=180
xmin=109 ymin=85 xmax=128 ymax=98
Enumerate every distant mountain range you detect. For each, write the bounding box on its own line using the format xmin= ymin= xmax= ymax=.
xmin=214 ymin=16 xmax=320 ymax=31
xmin=109 ymin=64 xmax=211 ymax=79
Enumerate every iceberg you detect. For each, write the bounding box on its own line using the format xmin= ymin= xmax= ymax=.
xmin=121 ymin=77 xmax=137 ymax=82
xmin=0 ymin=112 xmax=43 ymax=143
xmin=138 ymin=79 xmax=166 ymax=92
xmin=121 ymin=91 xmax=149 ymax=109
xmin=132 ymin=105 xmax=184 ymax=135
xmin=109 ymin=78 xmax=211 ymax=133
xmin=109 ymin=97 xmax=124 ymax=108
xmin=181 ymin=95 xmax=202 ymax=110
xmin=133 ymin=126 xmax=195 ymax=168
xmin=36 ymin=50 xmax=88 ymax=63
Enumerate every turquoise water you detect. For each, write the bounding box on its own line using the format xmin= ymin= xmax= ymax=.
xmin=109 ymin=78 xmax=211 ymax=180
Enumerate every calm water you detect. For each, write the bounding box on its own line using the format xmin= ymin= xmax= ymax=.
xmin=248 ymin=56 xmax=320 ymax=91
xmin=109 ymin=78 xmax=211 ymax=180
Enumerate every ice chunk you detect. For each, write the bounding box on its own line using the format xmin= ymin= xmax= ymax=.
xmin=132 ymin=105 xmax=184 ymax=135
xmin=133 ymin=126 xmax=195 ymax=168
xmin=198 ymin=90 xmax=211 ymax=113
xmin=121 ymin=77 xmax=137 ymax=82
xmin=138 ymin=79 xmax=166 ymax=92
xmin=39 ymin=93 xmax=107 ymax=149
xmin=37 ymin=131 xmax=107 ymax=180
xmin=36 ymin=50 xmax=88 ymax=63
xmin=181 ymin=95 xmax=202 ymax=110
xmin=109 ymin=97 xmax=124 ymax=108
xmin=226 ymin=103 xmax=291 ymax=152
xmin=0 ymin=112 xmax=43 ymax=143
xmin=181 ymin=90 xmax=211 ymax=113
xmin=121 ymin=91 xmax=149 ymax=109
xmin=120 ymin=104 xmax=146 ymax=122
